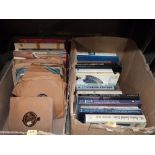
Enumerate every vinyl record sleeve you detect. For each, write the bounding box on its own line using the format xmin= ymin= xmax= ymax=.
xmin=8 ymin=97 xmax=54 ymax=132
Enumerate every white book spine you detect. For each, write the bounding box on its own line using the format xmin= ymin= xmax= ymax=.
xmin=77 ymin=90 xmax=122 ymax=95
xmin=77 ymin=52 xmax=117 ymax=56
xmin=85 ymin=114 xmax=146 ymax=127
xmin=80 ymin=106 xmax=140 ymax=110
xmin=76 ymin=72 xmax=115 ymax=75
xmin=76 ymin=69 xmax=113 ymax=73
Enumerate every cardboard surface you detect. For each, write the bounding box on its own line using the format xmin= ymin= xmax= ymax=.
xmin=0 ymin=61 xmax=14 ymax=130
xmin=12 ymin=65 xmax=66 ymax=119
xmin=1 ymin=36 xmax=155 ymax=135
xmin=8 ymin=97 xmax=53 ymax=132
xmin=69 ymin=36 xmax=155 ymax=135
xmin=0 ymin=61 xmax=67 ymax=135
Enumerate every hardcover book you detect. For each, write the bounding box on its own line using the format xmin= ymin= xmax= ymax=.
xmin=76 ymin=63 xmax=122 ymax=73
xmin=76 ymin=73 xmax=120 ymax=88
xmin=77 ymin=55 xmax=120 ymax=64
xmin=85 ymin=114 xmax=146 ymax=127
xmin=77 ymin=90 xmax=123 ymax=95
xmin=78 ymin=99 xmax=141 ymax=106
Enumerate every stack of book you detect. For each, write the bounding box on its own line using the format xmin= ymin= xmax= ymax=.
xmin=75 ymin=51 xmax=146 ymax=128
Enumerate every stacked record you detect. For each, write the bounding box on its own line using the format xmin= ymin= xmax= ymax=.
xmin=8 ymin=38 xmax=67 ymax=132
xmin=75 ymin=51 xmax=146 ymax=128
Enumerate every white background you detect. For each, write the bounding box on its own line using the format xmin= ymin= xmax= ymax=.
xmin=0 ymin=0 xmax=154 ymax=154
xmin=0 ymin=0 xmax=155 ymax=19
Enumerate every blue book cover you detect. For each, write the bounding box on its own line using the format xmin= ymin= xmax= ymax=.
xmin=77 ymin=108 xmax=143 ymax=123
xmin=78 ymin=99 xmax=141 ymax=105
xmin=77 ymin=55 xmax=120 ymax=64
xmin=79 ymin=108 xmax=143 ymax=115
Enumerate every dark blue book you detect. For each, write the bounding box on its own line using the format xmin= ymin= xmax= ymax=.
xmin=77 ymin=108 xmax=143 ymax=123
xmin=78 ymin=94 xmax=140 ymax=100
xmin=77 ymin=55 xmax=120 ymax=64
xmin=79 ymin=108 xmax=143 ymax=115
xmin=78 ymin=99 xmax=141 ymax=106
xmin=76 ymin=63 xmax=122 ymax=73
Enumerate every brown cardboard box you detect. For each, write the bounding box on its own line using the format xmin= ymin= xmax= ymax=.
xmin=68 ymin=37 xmax=155 ymax=135
xmin=8 ymin=97 xmax=53 ymax=132
xmin=0 ymin=61 xmax=67 ymax=135
xmin=1 ymin=36 xmax=155 ymax=135
xmin=12 ymin=65 xmax=66 ymax=119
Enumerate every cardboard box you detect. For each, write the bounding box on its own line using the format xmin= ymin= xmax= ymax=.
xmin=68 ymin=37 xmax=155 ymax=135
xmin=0 ymin=61 xmax=67 ymax=135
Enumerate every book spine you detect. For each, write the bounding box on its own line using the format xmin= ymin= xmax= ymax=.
xmin=79 ymin=108 xmax=143 ymax=115
xmin=80 ymin=106 xmax=140 ymax=109
xmin=76 ymin=69 xmax=113 ymax=73
xmin=85 ymin=114 xmax=146 ymax=127
xmin=76 ymin=64 xmax=121 ymax=68
xmin=15 ymin=43 xmax=65 ymax=50
xmin=77 ymin=90 xmax=123 ymax=95
xmin=78 ymin=95 xmax=139 ymax=100
xmin=78 ymin=94 xmax=139 ymax=98
xmin=78 ymin=99 xmax=141 ymax=105
xmin=77 ymin=55 xmax=119 ymax=63
xmin=77 ymin=86 xmax=115 ymax=91
xmin=76 ymin=66 xmax=122 ymax=73
xmin=16 ymin=38 xmax=65 ymax=43
xmin=76 ymin=72 xmax=117 ymax=76
xmin=77 ymin=52 xmax=117 ymax=56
